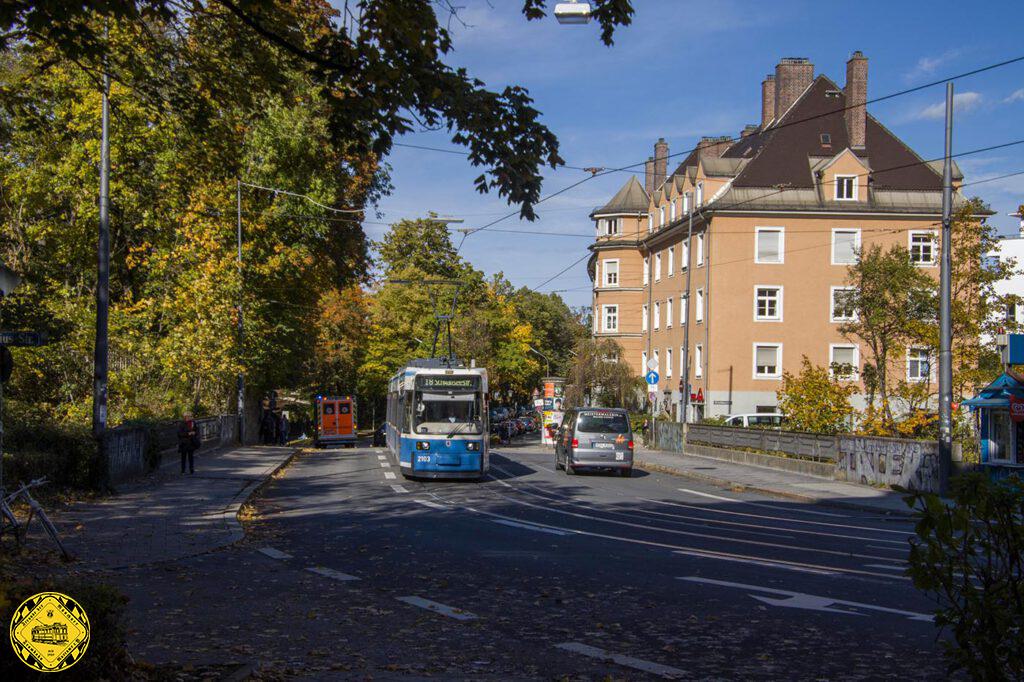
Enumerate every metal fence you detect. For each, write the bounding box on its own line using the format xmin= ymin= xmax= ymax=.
xmin=683 ymin=423 xmax=839 ymax=462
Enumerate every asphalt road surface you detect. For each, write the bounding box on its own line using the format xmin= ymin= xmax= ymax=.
xmin=206 ymin=435 xmax=945 ymax=681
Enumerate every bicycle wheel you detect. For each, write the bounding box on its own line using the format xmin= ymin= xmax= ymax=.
xmin=34 ymin=506 xmax=72 ymax=561
xmin=0 ymin=503 xmax=21 ymax=544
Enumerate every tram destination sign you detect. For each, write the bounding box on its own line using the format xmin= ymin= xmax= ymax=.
xmin=0 ymin=330 xmax=46 ymax=347
xmin=415 ymin=375 xmax=480 ymax=391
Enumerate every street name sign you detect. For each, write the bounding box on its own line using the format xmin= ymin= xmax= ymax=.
xmin=0 ymin=331 xmax=46 ymax=347
xmin=645 ymin=370 xmax=659 ymax=385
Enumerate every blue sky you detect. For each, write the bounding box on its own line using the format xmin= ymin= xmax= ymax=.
xmin=357 ymin=1 xmax=1024 ymax=309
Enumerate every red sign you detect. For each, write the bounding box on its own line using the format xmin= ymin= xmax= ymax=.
xmin=690 ymin=388 xmax=704 ymax=404
xmin=1011 ymin=396 xmax=1024 ymax=422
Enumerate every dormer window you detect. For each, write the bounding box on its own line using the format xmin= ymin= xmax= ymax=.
xmin=607 ymin=218 xmax=619 ymax=235
xmin=695 ymin=181 xmax=704 ymax=206
xmin=682 ymin=193 xmax=690 ymax=213
xmin=820 ymin=133 xmax=832 ymax=145
xmin=659 ymin=206 xmax=665 ymax=227
xmin=835 ymin=175 xmax=857 ymax=201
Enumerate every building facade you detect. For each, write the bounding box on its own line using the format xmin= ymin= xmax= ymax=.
xmin=588 ymin=52 xmax=972 ymax=421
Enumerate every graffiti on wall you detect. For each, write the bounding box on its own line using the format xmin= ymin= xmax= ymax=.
xmin=838 ymin=436 xmax=938 ymax=493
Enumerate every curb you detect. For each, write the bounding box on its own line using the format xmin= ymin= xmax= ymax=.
xmin=220 ymin=447 xmax=303 ymax=543
xmin=635 ymin=457 xmax=915 ymax=518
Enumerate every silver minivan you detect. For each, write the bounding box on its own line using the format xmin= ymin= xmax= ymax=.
xmin=554 ymin=408 xmax=634 ymax=477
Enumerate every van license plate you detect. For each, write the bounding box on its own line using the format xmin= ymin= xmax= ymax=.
xmin=593 ymin=442 xmax=613 ymax=449
xmin=615 ymin=452 xmax=625 ymax=461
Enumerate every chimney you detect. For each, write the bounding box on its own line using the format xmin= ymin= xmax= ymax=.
xmin=774 ymin=57 xmax=814 ymax=120
xmin=845 ymin=51 xmax=868 ymax=149
xmin=654 ymin=138 xmax=669 ymax=189
xmin=761 ymin=74 xmax=776 ymax=128
xmin=644 ymin=157 xmax=655 ymax=196
xmin=698 ymin=135 xmax=731 ymax=159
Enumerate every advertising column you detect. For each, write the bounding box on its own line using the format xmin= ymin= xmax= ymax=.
xmin=540 ymin=376 xmax=565 ymax=446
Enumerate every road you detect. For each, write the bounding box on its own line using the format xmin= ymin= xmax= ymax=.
xmin=116 ymin=437 xmax=948 ymax=679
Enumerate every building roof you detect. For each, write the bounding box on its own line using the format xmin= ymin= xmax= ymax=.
xmin=591 ymin=176 xmax=650 ymax=217
xmin=731 ymin=76 xmax=943 ymax=191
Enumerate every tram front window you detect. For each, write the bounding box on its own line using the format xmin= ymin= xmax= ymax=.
xmin=414 ymin=393 xmax=483 ymax=435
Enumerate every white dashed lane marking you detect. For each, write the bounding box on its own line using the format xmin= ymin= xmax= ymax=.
xmin=396 ymin=596 xmax=477 ymax=621
xmin=377 ymin=455 xmax=387 ymax=461
xmin=384 ymin=471 xmax=397 ymax=480
xmin=674 ymin=549 xmax=838 ymax=576
xmin=257 ymin=547 xmax=292 ymax=560
xmin=380 ymin=462 xmax=390 ymax=468
xmin=306 ymin=566 xmax=360 ymax=581
xmin=492 ymin=519 xmax=570 ymax=536
xmin=391 ymin=484 xmax=409 ymax=494
xmin=554 ymin=642 xmax=685 ymax=679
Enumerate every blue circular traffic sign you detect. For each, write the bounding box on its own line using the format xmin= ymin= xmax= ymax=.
xmin=645 ymin=370 xmax=659 ymax=385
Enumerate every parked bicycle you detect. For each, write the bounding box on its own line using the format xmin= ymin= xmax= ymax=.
xmin=0 ymin=477 xmax=72 ymax=561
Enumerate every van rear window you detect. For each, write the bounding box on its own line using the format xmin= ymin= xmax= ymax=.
xmin=576 ymin=413 xmax=629 ymax=434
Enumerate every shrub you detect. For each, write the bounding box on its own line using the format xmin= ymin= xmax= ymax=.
xmin=0 ymin=577 xmax=132 ymax=680
xmin=2 ymin=412 xmax=101 ymax=489
xmin=903 ymin=473 xmax=1024 ymax=679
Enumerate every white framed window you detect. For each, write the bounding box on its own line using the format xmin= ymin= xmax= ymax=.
xmin=643 ymin=256 xmax=650 ymax=285
xmin=671 ymin=201 xmax=677 ymax=223
xmin=641 ymin=304 xmax=649 ymax=332
xmin=830 ymin=286 xmax=857 ymax=322
xmin=666 ymin=347 xmax=673 ymax=378
xmin=755 ymin=227 xmax=784 ymax=264
xmin=695 ymin=288 xmax=704 ymax=323
xmin=907 ymin=348 xmax=932 ymax=382
xmin=655 ymin=252 xmax=662 ymax=281
xmin=835 ymin=175 xmax=857 ymax=201
xmin=696 ymin=181 xmax=704 ymax=206
xmin=593 ymin=261 xmax=599 ymax=287
xmin=910 ymin=231 xmax=937 ymax=266
xmin=682 ymin=193 xmax=690 ymax=213
xmin=680 ymin=345 xmax=686 ymax=378
xmin=829 ymin=344 xmax=859 ymax=378
xmin=647 ymin=214 xmax=653 ymax=233
xmin=596 ymin=219 xmax=605 ymax=235
xmin=653 ymin=349 xmax=660 ymax=375
xmin=666 ymin=297 xmax=673 ymax=327
xmin=653 ymin=301 xmax=661 ymax=330
xmin=601 ymin=304 xmax=619 ymax=333
xmin=659 ymin=206 xmax=666 ymax=227
xmin=681 ymin=241 xmax=689 ymax=270
xmin=667 ymin=247 xmax=675 ymax=275
xmin=695 ymin=344 xmax=703 ymax=377
xmin=641 ymin=350 xmax=647 ymax=373
xmin=680 ymin=295 xmax=687 ymax=325
xmin=753 ymin=343 xmax=782 ymax=379
xmin=607 ymin=218 xmax=619 ymax=235
xmin=603 ymin=352 xmax=619 ymax=363
xmin=697 ymin=234 xmax=705 ymax=266
xmin=754 ymin=286 xmax=783 ymax=321
xmin=831 ymin=229 xmax=860 ymax=265
xmin=602 ymin=259 xmax=620 ymax=287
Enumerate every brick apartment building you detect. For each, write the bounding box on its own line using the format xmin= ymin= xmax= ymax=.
xmin=589 ymin=52 xmax=970 ymax=421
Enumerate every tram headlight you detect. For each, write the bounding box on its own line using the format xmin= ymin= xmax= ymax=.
xmin=466 ymin=441 xmax=480 ymax=451
xmin=416 ymin=441 xmax=431 ymax=450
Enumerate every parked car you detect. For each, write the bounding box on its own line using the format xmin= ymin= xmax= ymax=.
xmin=723 ymin=413 xmax=783 ymax=428
xmin=554 ymin=408 xmax=634 ymax=477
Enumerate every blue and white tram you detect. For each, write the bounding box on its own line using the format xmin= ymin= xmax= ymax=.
xmin=386 ymin=359 xmax=489 ymax=480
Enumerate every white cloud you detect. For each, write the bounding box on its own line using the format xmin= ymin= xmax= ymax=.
xmin=904 ymin=49 xmax=963 ymax=82
xmin=914 ymin=91 xmax=983 ymax=120
xmin=1004 ymin=88 xmax=1024 ymax=104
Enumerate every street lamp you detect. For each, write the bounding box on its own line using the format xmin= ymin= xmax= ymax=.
xmin=554 ymin=2 xmax=592 ymax=24
xmin=528 ymin=346 xmax=551 ymax=377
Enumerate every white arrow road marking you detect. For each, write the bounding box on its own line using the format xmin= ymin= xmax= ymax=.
xmin=257 ymin=547 xmax=292 ymax=560
xmin=554 ymin=642 xmax=685 ymax=679
xmin=391 ymin=484 xmax=409 ymax=494
xmin=678 ymin=488 xmax=847 ymax=518
xmin=678 ymin=576 xmax=933 ymax=621
xmin=674 ymin=549 xmax=838 ymax=576
xmin=396 ymin=596 xmax=477 ymax=621
xmin=306 ymin=566 xmax=359 ymax=581
xmin=414 ymin=499 xmax=448 ymax=510
xmin=384 ymin=471 xmax=397 ymax=480
xmin=492 ymin=519 xmax=570 ymax=536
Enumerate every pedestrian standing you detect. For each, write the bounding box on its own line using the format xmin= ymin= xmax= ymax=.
xmin=261 ymin=409 xmax=276 ymax=445
xmin=278 ymin=412 xmax=290 ymax=445
xmin=178 ymin=412 xmax=200 ymax=474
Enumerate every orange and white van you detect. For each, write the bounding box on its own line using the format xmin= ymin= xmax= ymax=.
xmin=315 ymin=395 xmax=357 ymax=448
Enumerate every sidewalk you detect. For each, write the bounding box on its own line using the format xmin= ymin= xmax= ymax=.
xmin=53 ymin=445 xmax=296 ymax=570
xmin=635 ymin=446 xmax=915 ymax=516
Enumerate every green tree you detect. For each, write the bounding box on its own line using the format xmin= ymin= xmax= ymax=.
xmin=564 ymin=337 xmax=643 ymax=410
xmin=775 ymin=356 xmax=856 ymax=434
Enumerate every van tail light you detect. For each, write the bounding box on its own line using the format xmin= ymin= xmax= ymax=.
xmin=628 ymin=440 xmax=634 ymax=449
xmin=571 ymin=438 xmax=579 ymax=448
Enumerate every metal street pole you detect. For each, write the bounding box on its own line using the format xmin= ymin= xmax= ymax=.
xmin=236 ymin=179 xmax=245 ymax=444
xmin=938 ymin=82 xmax=954 ymax=495
xmin=680 ymin=192 xmax=694 ymax=428
xmin=529 ymin=346 xmax=550 ymax=378
xmin=92 ymin=67 xmax=111 ymax=441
